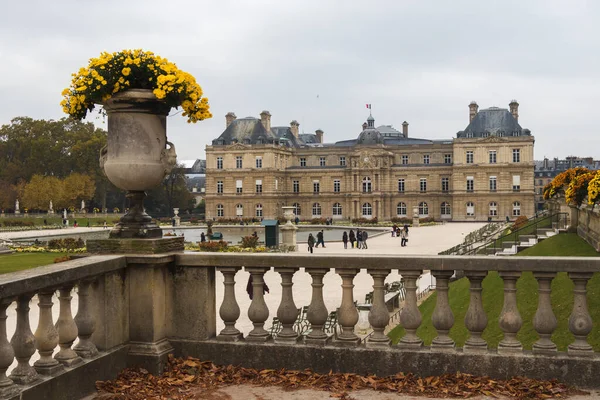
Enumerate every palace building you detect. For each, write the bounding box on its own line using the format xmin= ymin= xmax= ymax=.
xmin=204 ymin=101 xmax=535 ymax=221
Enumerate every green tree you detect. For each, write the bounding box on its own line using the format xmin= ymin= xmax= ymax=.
xmin=146 ymin=164 xmax=193 ymax=215
xmin=61 ymin=173 xmax=96 ymax=210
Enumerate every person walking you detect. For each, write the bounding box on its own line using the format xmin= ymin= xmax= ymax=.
xmin=246 ymin=275 xmax=269 ymax=300
xmin=401 ymin=227 xmax=409 ymax=247
xmin=362 ymin=230 xmax=369 ymax=249
xmin=356 ymin=230 xmax=363 ymax=249
xmin=392 ymin=224 xmax=397 ymax=237
xmin=307 ymin=233 xmax=315 ymax=253
xmin=200 ymin=232 xmax=206 ymax=242
xmin=315 ymin=230 xmax=326 ymax=248
xmin=349 ymin=229 xmax=356 ymax=249
xmin=342 ymin=231 xmax=348 ymax=249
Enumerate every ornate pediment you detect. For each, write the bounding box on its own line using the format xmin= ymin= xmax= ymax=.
xmin=352 ymin=150 xmax=393 ymax=169
xmin=227 ymin=143 xmax=251 ymax=151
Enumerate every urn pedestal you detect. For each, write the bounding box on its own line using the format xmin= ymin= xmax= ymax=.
xmin=280 ymin=206 xmax=298 ymax=251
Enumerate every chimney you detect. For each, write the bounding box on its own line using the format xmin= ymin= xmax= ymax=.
xmin=315 ymin=129 xmax=323 ymax=144
xmin=509 ymin=99 xmax=519 ymax=122
xmin=362 ymin=122 xmax=368 ymax=130
xmin=290 ymin=120 xmax=299 ymax=138
xmin=225 ymin=112 xmax=236 ymax=128
xmin=469 ymin=101 xmax=479 ymax=122
xmin=402 ymin=121 xmax=409 ymax=137
xmin=260 ymin=110 xmax=271 ymax=132
xmin=543 ymin=157 xmax=549 ymax=169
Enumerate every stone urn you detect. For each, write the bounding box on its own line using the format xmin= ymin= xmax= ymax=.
xmin=280 ymin=206 xmax=298 ymax=251
xmin=100 ymin=89 xmax=177 ymax=238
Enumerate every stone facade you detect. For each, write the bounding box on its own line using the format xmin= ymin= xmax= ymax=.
xmin=206 ymin=102 xmax=535 ymax=222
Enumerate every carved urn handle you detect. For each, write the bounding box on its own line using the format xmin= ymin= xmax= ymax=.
xmin=161 ymin=141 xmax=177 ymax=175
xmin=99 ymin=145 xmax=108 ymax=170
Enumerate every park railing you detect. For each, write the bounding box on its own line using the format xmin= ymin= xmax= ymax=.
xmin=0 ymin=252 xmax=599 ymax=399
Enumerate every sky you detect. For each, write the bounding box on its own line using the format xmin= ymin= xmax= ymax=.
xmin=1 ymin=0 xmax=600 ymax=161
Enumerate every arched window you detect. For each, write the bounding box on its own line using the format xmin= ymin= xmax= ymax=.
xmin=312 ymin=203 xmax=321 ymax=216
xmin=441 ymin=202 xmax=451 ymax=216
xmin=362 ymin=202 xmax=372 ymax=217
xmin=216 ymin=204 xmax=224 ymax=217
xmin=255 ymin=204 xmax=263 ymax=217
xmin=396 ymin=202 xmax=407 ymax=216
xmin=362 ymin=177 xmax=372 ymax=193
xmin=332 ymin=203 xmax=342 ymax=216
xmin=418 ymin=202 xmax=428 ymax=216
xmin=489 ymin=202 xmax=498 ymax=216
xmin=293 ymin=203 xmax=301 ymax=216
xmin=466 ymin=201 xmax=475 ymax=216
xmin=236 ymin=204 xmax=243 ymax=216
xmin=512 ymin=201 xmax=521 ymax=216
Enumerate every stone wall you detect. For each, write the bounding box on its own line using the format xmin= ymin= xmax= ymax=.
xmin=576 ymin=206 xmax=600 ymax=251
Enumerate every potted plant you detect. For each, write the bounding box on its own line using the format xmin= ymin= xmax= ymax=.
xmin=62 ymin=49 xmax=211 ymax=238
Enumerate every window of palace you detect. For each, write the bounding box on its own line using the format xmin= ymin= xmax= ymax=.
xmin=398 ymin=178 xmax=405 ymax=192
xmin=333 ymin=203 xmax=342 ymax=216
xmin=441 ymin=202 xmax=451 ymax=216
xmin=255 ymin=204 xmax=263 ymax=217
xmin=512 ymin=149 xmax=521 ymax=163
xmin=441 ymin=177 xmax=449 ymax=192
xmin=313 ymin=181 xmax=320 ymax=194
xmin=362 ymin=203 xmax=372 ymax=216
xmin=466 ymin=201 xmax=475 ymax=216
xmin=362 ymin=177 xmax=372 ymax=193
xmin=489 ymin=150 xmax=497 ymax=164
xmin=466 ymin=151 xmax=474 ymax=164
xmin=236 ymin=204 xmax=243 ymax=216
xmin=293 ymin=203 xmax=301 ymax=216
xmin=255 ymin=156 xmax=262 ymax=168
xmin=420 ymin=178 xmax=427 ymax=192
xmin=512 ymin=175 xmax=521 ymax=191
xmin=300 ymin=157 xmax=306 ymax=167
xmin=489 ymin=202 xmax=498 ymax=216
xmin=217 ymin=204 xmax=224 ymax=217
xmin=418 ymin=202 xmax=428 ymax=216
xmin=423 ymin=154 xmax=430 ymax=165
xmin=312 ymin=203 xmax=321 ymax=216
xmin=236 ymin=156 xmax=243 ymax=169
xmin=236 ymin=180 xmax=242 ymax=194
xmin=397 ymin=202 xmax=407 ymax=216
xmin=339 ymin=156 xmax=346 ymax=166
xmin=513 ymin=201 xmax=521 ymax=216
xmin=320 ymin=157 xmax=326 ymax=167
xmin=466 ymin=176 xmax=474 ymax=192
xmin=217 ymin=157 xmax=223 ymax=169
xmin=402 ymin=155 xmax=409 ymax=165
xmin=217 ymin=180 xmax=223 ymax=194
xmin=334 ymin=180 xmax=341 ymax=193
xmin=255 ymin=179 xmax=262 ymax=194
xmin=293 ymin=180 xmax=299 ymax=193
xmin=489 ymin=176 xmax=497 ymax=191
xmin=444 ymin=154 xmax=452 ymax=164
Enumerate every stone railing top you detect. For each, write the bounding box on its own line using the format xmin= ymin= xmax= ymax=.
xmin=176 ymin=253 xmax=600 ymax=273
xmin=0 ymin=255 xmax=126 ymax=299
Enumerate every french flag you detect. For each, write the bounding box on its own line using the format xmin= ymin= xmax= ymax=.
xmin=366 ymin=104 xmax=371 ymax=109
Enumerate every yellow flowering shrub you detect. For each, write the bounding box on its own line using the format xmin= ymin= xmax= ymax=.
xmin=587 ymin=171 xmax=600 ymax=205
xmin=62 ymin=49 xmax=212 ymax=123
xmin=542 ymin=167 xmax=590 ymax=201
xmin=565 ymin=172 xmax=596 ymax=206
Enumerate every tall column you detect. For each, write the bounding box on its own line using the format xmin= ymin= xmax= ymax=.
xmin=532 ymin=272 xmax=557 ymax=354
xmin=245 ymin=267 xmax=272 ymax=342
xmin=498 ymin=272 xmax=523 ymax=354
xmin=568 ymin=272 xmax=593 ymax=355
xmin=334 ymin=269 xmax=360 ymax=345
xmin=217 ymin=267 xmax=243 ymax=341
xmin=55 ymin=286 xmax=83 ymax=367
xmin=431 ymin=270 xmax=455 ymax=350
xmin=34 ymin=291 xmax=63 ymax=375
xmin=463 ymin=272 xmax=488 ymax=352
xmin=0 ymin=298 xmax=18 ymax=398
xmin=398 ymin=270 xmax=423 ymax=347
xmin=275 ymin=267 xmax=300 ymax=343
xmin=10 ymin=294 xmax=38 ymax=384
xmin=366 ymin=269 xmax=391 ymax=347
xmin=305 ymin=269 xmax=330 ymax=345
xmin=73 ymin=280 xmax=99 ymax=358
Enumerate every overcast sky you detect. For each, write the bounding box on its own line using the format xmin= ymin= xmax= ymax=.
xmin=2 ymin=0 xmax=599 ymax=161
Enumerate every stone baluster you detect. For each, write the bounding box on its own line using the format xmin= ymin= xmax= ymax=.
xmin=431 ymin=270 xmax=455 ymax=350
xmin=366 ymin=269 xmax=391 ymax=347
xmin=568 ymin=272 xmax=593 ymax=355
xmin=334 ymin=269 xmax=360 ymax=345
xmin=498 ymin=272 xmax=523 ymax=354
xmin=0 ymin=298 xmax=18 ymax=398
xmin=34 ymin=290 xmax=62 ymax=375
xmin=398 ymin=270 xmax=423 ymax=348
xmin=9 ymin=294 xmax=38 ymax=384
xmin=54 ymin=286 xmax=82 ymax=366
xmin=463 ymin=272 xmax=488 ymax=352
xmin=217 ymin=267 xmax=243 ymax=341
xmin=532 ymin=272 xmax=557 ymax=354
xmin=275 ymin=267 xmax=300 ymax=343
xmin=305 ymin=269 xmax=330 ymax=345
xmin=73 ymin=280 xmax=99 ymax=358
xmin=245 ymin=268 xmax=272 ymax=342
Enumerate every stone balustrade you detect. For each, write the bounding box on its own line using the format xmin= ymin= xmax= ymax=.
xmin=0 ymin=253 xmax=599 ymax=399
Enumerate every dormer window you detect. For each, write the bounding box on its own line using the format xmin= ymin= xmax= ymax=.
xmin=466 ymin=132 xmax=473 ymax=138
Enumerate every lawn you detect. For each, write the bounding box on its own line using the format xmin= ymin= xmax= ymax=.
xmin=388 ymin=233 xmax=600 ymax=350
xmin=0 ymin=252 xmax=67 ymax=275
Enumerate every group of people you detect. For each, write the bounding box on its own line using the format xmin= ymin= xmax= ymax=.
xmin=391 ymin=224 xmax=410 ymax=247
xmin=307 ymin=230 xmax=326 ymax=253
xmin=342 ymin=229 xmax=369 ymax=249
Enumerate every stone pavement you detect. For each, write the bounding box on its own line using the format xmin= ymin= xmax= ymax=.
xmin=0 ymin=226 xmax=106 ymax=241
